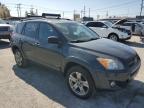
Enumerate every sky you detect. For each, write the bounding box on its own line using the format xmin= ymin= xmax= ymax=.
xmin=1 ymin=0 xmax=142 ymax=19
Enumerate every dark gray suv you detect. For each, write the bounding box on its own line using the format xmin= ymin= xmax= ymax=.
xmin=10 ymin=17 xmax=141 ymax=99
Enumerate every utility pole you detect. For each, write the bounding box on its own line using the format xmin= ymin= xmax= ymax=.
xmin=106 ymin=11 xmax=108 ymax=18
xmin=16 ymin=4 xmax=21 ymax=17
xmin=81 ymin=10 xmax=83 ymax=19
xmin=30 ymin=5 xmax=34 ymax=15
xmin=140 ymin=0 xmax=144 ymax=16
xmin=63 ymin=11 xmax=64 ymax=18
xmin=89 ymin=8 xmax=90 ymax=18
xmin=19 ymin=4 xmax=21 ymax=17
xmin=83 ymin=5 xmax=86 ymax=17
xmin=73 ymin=10 xmax=76 ymax=20
xmin=36 ymin=9 xmax=38 ymax=15
xmin=16 ymin=4 xmax=19 ymax=17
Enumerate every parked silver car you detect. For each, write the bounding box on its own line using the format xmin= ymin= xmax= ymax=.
xmin=114 ymin=19 xmax=144 ymax=36
xmin=0 ymin=19 xmax=13 ymax=40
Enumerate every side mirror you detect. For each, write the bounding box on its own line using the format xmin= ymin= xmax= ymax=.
xmin=48 ymin=36 xmax=60 ymax=44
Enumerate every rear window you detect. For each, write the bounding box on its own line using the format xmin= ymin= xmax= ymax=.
xmin=15 ymin=22 xmax=25 ymax=34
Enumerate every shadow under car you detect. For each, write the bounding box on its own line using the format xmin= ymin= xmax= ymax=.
xmin=12 ymin=64 xmax=144 ymax=108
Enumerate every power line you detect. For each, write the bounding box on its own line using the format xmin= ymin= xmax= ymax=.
xmin=5 ymin=0 xmax=138 ymax=13
xmin=4 ymin=0 xmax=139 ymax=18
xmin=90 ymin=0 xmax=138 ymax=11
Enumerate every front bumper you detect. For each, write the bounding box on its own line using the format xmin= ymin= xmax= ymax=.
xmin=0 ymin=31 xmax=11 ymax=39
xmin=120 ymin=35 xmax=131 ymax=40
xmin=121 ymin=36 xmax=131 ymax=40
xmin=93 ymin=59 xmax=141 ymax=90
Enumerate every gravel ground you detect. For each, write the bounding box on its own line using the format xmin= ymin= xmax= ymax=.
xmin=0 ymin=36 xmax=144 ymax=108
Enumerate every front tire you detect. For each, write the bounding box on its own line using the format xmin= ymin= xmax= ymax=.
xmin=66 ymin=66 xmax=95 ymax=99
xmin=14 ymin=49 xmax=28 ymax=67
xmin=108 ymin=34 xmax=119 ymax=41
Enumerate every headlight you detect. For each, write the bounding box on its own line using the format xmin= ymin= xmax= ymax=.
xmin=97 ymin=58 xmax=124 ymax=70
xmin=117 ymin=29 xmax=126 ymax=33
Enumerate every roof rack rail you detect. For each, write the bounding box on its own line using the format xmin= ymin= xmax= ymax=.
xmin=42 ymin=13 xmax=61 ymax=19
xmin=21 ymin=13 xmax=66 ymax=21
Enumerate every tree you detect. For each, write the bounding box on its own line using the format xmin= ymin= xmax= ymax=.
xmin=0 ymin=3 xmax=11 ymax=18
xmin=25 ymin=9 xmax=38 ymax=17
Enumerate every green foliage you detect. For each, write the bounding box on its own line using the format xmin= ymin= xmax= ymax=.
xmin=0 ymin=3 xmax=11 ymax=18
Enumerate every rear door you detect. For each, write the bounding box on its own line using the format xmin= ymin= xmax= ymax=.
xmin=35 ymin=22 xmax=63 ymax=70
xmin=21 ymin=21 xmax=39 ymax=62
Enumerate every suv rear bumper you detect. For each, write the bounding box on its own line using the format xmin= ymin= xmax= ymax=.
xmin=93 ymin=59 xmax=141 ymax=90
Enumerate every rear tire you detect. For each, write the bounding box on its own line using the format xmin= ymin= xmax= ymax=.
xmin=66 ymin=66 xmax=95 ymax=99
xmin=14 ymin=49 xmax=28 ymax=67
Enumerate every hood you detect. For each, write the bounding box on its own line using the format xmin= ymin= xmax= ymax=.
xmin=113 ymin=19 xmax=128 ymax=26
xmin=70 ymin=38 xmax=136 ymax=60
xmin=0 ymin=24 xmax=12 ymax=27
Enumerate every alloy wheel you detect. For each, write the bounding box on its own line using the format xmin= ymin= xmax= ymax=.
xmin=109 ymin=35 xmax=118 ymax=41
xmin=69 ymin=72 xmax=89 ymax=96
xmin=15 ymin=51 xmax=23 ymax=66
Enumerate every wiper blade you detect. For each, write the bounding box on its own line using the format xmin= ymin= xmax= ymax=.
xmin=71 ymin=38 xmax=98 ymax=43
xmin=89 ymin=38 xmax=98 ymax=40
xmin=70 ymin=40 xmax=87 ymax=43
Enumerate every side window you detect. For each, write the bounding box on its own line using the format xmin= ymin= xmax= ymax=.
xmin=93 ymin=22 xmax=99 ymax=27
xmin=23 ymin=22 xmax=39 ymax=38
xmin=86 ymin=22 xmax=105 ymax=27
xmin=15 ymin=22 xmax=25 ymax=34
xmin=94 ymin=22 xmax=106 ymax=28
xmin=86 ymin=22 xmax=95 ymax=27
xmin=39 ymin=23 xmax=58 ymax=41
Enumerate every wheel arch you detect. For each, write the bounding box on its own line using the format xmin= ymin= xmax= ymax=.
xmin=11 ymin=45 xmax=19 ymax=54
xmin=63 ymin=58 xmax=92 ymax=76
xmin=63 ymin=59 xmax=96 ymax=90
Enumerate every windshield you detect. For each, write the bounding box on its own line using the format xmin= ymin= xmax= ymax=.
xmin=55 ymin=22 xmax=99 ymax=42
xmin=103 ymin=21 xmax=113 ymax=27
xmin=0 ymin=19 xmax=6 ymax=24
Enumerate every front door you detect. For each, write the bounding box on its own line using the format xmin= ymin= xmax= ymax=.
xmin=35 ymin=22 xmax=63 ymax=70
